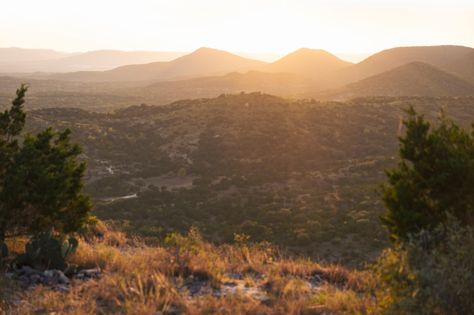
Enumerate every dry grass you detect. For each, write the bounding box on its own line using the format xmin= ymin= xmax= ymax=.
xmin=1 ymin=226 xmax=375 ymax=314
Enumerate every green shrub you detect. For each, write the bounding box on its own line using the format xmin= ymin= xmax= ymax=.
xmin=380 ymin=107 xmax=474 ymax=241
xmin=0 ymin=85 xmax=91 ymax=266
xmin=373 ymin=218 xmax=474 ymax=315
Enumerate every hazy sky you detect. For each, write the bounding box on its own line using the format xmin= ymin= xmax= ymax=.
xmin=1 ymin=0 xmax=473 ymax=56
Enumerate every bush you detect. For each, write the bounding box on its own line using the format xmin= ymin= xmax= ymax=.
xmin=373 ymin=218 xmax=474 ymax=315
xmin=0 ymin=85 xmax=91 ymax=267
xmin=381 ymin=107 xmax=474 ymax=241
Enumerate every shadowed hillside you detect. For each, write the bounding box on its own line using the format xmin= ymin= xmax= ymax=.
xmin=333 ymin=45 xmax=474 ymax=84
xmin=322 ymin=62 xmax=474 ymax=100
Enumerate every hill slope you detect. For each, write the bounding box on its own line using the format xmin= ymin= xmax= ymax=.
xmin=125 ymin=71 xmax=325 ymax=103
xmin=333 ymin=45 xmax=474 ymax=85
xmin=0 ymin=48 xmax=185 ymax=73
xmin=26 ymin=93 xmax=474 ymax=263
xmin=324 ymin=62 xmax=474 ymax=99
xmin=1 ymin=225 xmax=370 ymax=314
xmin=265 ymin=48 xmax=352 ymax=79
xmin=50 ymin=48 xmax=266 ymax=82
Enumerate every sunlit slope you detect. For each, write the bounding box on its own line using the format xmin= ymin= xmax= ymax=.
xmin=265 ymin=48 xmax=352 ymax=80
xmin=50 ymin=48 xmax=266 ymax=82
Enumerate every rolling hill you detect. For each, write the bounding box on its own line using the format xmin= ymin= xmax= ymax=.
xmin=25 ymin=93 xmax=474 ymax=263
xmin=124 ymin=71 xmax=325 ymax=104
xmin=265 ymin=48 xmax=352 ymax=80
xmin=49 ymin=48 xmax=266 ymax=82
xmin=322 ymin=62 xmax=474 ymax=100
xmin=333 ymin=45 xmax=474 ymax=85
xmin=0 ymin=48 xmax=185 ymax=73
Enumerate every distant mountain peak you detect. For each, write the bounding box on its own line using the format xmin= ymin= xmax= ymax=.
xmin=189 ymin=47 xmax=233 ymax=56
xmin=265 ymin=47 xmax=352 ymax=79
xmin=291 ymin=48 xmax=333 ymax=56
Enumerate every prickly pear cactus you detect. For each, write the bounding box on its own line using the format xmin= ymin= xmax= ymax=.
xmin=17 ymin=233 xmax=79 ymax=270
xmin=61 ymin=237 xmax=79 ymax=258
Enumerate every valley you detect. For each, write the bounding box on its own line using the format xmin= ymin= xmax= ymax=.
xmin=24 ymin=93 xmax=474 ymax=265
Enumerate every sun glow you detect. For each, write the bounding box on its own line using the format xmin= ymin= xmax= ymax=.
xmin=1 ymin=0 xmax=473 ymax=55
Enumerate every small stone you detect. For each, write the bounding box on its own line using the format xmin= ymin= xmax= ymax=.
xmin=20 ymin=266 xmax=35 ymax=275
xmin=44 ymin=270 xmax=55 ymax=278
xmin=78 ymin=268 xmax=101 ymax=279
xmin=56 ymin=284 xmax=69 ymax=292
xmin=29 ymin=274 xmax=42 ymax=284
xmin=229 ymin=272 xmax=244 ymax=280
xmin=57 ymin=271 xmax=70 ymax=285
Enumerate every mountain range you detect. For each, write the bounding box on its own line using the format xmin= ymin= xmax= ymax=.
xmin=49 ymin=48 xmax=266 ymax=82
xmin=1 ymin=45 xmax=474 ymax=105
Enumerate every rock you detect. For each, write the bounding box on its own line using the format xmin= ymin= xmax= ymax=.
xmin=229 ymin=272 xmax=244 ymax=280
xmin=56 ymin=271 xmax=70 ymax=285
xmin=29 ymin=274 xmax=42 ymax=284
xmin=56 ymin=284 xmax=69 ymax=292
xmin=41 ymin=270 xmax=70 ymax=285
xmin=20 ymin=266 xmax=36 ymax=275
xmin=76 ymin=268 xmax=101 ymax=279
xmin=18 ymin=275 xmax=29 ymax=283
xmin=44 ymin=270 xmax=55 ymax=279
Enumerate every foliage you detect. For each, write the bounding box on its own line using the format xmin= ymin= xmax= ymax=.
xmin=373 ymin=218 xmax=474 ymax=315
xmin=28 ymin=94 xmax=474 ymax=265
xmin=0 ymin=85 xmax=28 ymax=241
xmin=0 ymin=85 xmax=91 ymax=265
xmin=381 ymin=107 xmax=474 ymax=241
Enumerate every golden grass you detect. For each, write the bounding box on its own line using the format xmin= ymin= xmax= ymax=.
xmin=1 ymin=226 xmax=375 ymax=314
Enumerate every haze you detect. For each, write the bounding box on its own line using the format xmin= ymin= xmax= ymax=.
xmin=1 ymin=0 xmax=473 ymax=57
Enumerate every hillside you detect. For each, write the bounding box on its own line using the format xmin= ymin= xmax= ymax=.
xmin=126 ymin=71 xmax=324 ymax=103
xmin=322 ymin=62 xmax=474 ymax=99
xmin=0 ymin=76 xmax=145 ymax=112
xmin=0 ymin=224 xmax=371 ymax=314
xmin=25 ymin=93 xmax=474 ymax=264
xmin=49 ymin=48 xmax=266 ymax=82
xmin=333 ymin=45 xmax=474 ymax=85
xmin=264 ymin=48 xmax=352 ymax=80
xmin=0 ymin=48 xmax=185 ymax=73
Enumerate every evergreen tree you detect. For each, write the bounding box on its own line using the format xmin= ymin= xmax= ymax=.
xmin=0 ymin=85 xmax=91 ymax=243
xmin=381 ymin=107 xmax=474 ymax=241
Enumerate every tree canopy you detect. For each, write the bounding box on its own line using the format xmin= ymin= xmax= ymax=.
xmin=0 ymin=85 xmax=91 ymax=241
xmin=381 ymin=107 xmax=474 ymax=241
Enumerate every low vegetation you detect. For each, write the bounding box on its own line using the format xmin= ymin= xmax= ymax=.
xmin=27 ymin=93 xmax=474 ymax=265
xmin=1 ymin=224 xmax=375 ymax=315
xmin=0 ymin=87 xmax=473 ymax=314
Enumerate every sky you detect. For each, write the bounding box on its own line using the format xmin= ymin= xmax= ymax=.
xmin=1 ymin=0 xmax=473 ymax=59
